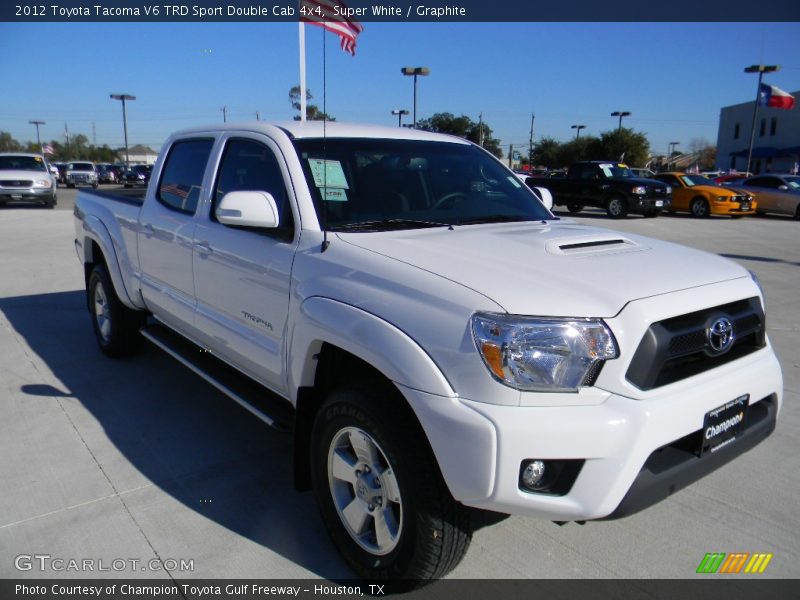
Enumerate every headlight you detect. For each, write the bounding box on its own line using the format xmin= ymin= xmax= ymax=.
xmin=34 ymin=179 xmax=52 ymax=188
xmin=665 ymin=186 xmax=672 ymax=194
xmin=632 ymin=186 xmax=647 ymax=195
xmin=471 ymin=313 xmax=618 ymax=392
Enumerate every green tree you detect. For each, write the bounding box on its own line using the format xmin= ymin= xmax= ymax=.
xmin=289 ymin=86 xmax=335 ymax=121
xmin=593 ymin=128 xmax=650 ymax=167
xmin=0 ymin=131 xmax=22 ymax=152
xmin=532 ymin=137 xmax=561 ymax=167
xmin=558 ymin=136 xmax=600 ymax=166
xmin=416 ymin=112 xmax=503 ymax=158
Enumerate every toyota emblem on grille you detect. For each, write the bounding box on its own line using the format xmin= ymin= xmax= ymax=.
xmin=707 ymin=317 xmax=735 ymax=354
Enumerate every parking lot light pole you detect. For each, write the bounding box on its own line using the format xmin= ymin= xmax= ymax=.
xmin=401 ymin=67 xmax=430 ymax=128
xmin=571 ymin=124 xmax=586 ymax=139
xmin=744 ymin=64 xmax=779 ymax=175
xmin=28 ymin=120 xmax=45 ymax=156
xmin=110 ymin=94 xmax=136 ymax=169
xmin=391 ymin=109 xmax=409 ymax=127
xmin=611 ymin=111 xmax=631 ymax=132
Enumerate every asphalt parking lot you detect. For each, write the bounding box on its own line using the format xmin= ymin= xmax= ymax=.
xmin=1 ymin=190 xmax=798 ymax=580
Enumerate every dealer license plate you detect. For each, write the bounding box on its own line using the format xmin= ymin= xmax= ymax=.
xmin=701 ymin=394 xmax=748 ymax=455
xmin=655 ymin=200 xmax=664 ymax=207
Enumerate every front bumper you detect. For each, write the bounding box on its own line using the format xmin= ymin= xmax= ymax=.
xmin=0 ymin=187 xmax=55 ymax=203
xmin=711 ymin=200 xmax=757 ymax=216
xmin=400 ymin=343 xmax=782 ymax=521
xmin=634 ymin=196 xmax=670 ymax=211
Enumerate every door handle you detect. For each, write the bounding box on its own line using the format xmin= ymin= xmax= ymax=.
xmin=141 ymin=222 xmax=154 ymax=236
xmin=194 ymin=241 xmax=213 ymax=254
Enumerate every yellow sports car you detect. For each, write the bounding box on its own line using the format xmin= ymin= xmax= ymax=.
xmin=653 ymin=172 xmax=756 ymax=217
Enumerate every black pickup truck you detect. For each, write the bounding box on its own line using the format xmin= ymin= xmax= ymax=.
xmin=528 ymin=161 xmax=672 ymax=218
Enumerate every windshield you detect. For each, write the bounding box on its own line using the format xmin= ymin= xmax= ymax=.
xmin=70 ymin=163 xmax=94 ymax=171
xmin=680 ymin=175 xmax=717 ymax=187
xmin=0 ymin=155 xmax=48 ymax=171
xmin=597 ymin=163 xmax=634 ymax=178
xmin=293 ymin=138 xmax=552 ymax=230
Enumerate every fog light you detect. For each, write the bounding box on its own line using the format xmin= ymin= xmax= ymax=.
xmin=521 ymin=460 xmax=546 ymax=489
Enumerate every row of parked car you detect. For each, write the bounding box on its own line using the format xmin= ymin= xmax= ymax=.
xmin=518 ymin=162 xmax=799 ymax=220
xmin=51 ymin=161 xmax=153 ymax=188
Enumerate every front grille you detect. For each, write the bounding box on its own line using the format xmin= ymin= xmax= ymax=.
xmin=626 ymin=297 xmax=765 ymax=391
xmin=647 ymin=187 xmax=667 ymax=196
xmin=0 ymin=180 xmax=33 ymax=187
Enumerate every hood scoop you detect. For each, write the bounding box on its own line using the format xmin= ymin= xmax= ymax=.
xmin=546 ymin=235 xmax=645 ymax=256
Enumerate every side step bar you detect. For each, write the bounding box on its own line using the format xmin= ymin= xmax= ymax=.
xmin=140 ymin=323 xmax=294 ymax=433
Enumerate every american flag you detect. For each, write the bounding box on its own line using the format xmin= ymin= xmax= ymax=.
xmin=42 ymin=144 xmax=54 ymax=155
xmin=300 ymin=0 xmax=364 ymax=56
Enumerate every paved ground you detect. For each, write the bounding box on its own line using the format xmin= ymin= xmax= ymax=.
xmin=0 ymin=202 xmax=798 ymax=580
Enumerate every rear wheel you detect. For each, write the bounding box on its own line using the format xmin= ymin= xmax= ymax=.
xmin=566 ymin=203 xmax=582 ymax=214
xmin=690 ymin=197 xmax=710 ymax=218
xmin=794 ymin=205 xmax=800 ymax=221
xmin=88 ymin=264 xmax=145 ymax=357
xmin=311 ymin=384 xmax=472 ymax=585
xmin=605 ymin=196 xmax=628 ymax=218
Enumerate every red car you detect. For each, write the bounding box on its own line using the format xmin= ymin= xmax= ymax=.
xmin=714 ymin=173 xmax=751 ymax=184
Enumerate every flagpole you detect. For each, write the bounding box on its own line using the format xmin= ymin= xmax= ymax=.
xmin=299 ymin=22 xmax=307 ymax=122
xmin=745 ymin=70 xmax=763 ymax=176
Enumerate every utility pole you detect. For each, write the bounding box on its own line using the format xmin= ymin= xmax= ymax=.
xmin=529 ymin=113 xmax=535 ymax=170
xmin=221 ymin=106 xmax=228 ymax=123
xmin=256 ymin=111 xmax=260 ymax=121
xmin=64 ymin=122 xmax=70 ymax=154
xmin=92 ymin=121 xmax=96 ymax=145
xmin=508 ymin=144 xmax=513 ymax=168
xmin=110 ymin=94 xmax=136 ymax=168
xmin=28 ymin=120 xmax=45 ymax=155
xmin=478 ymin=113 xmax=484 ymax=147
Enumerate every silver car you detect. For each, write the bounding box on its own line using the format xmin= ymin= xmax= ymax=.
xmin=66 ymin=161 xmax=99 ymax=189
xmin=0 ymin=153 xmax=58 ymax=208
xmin=737 ymin=174 xmax=800 ymax=219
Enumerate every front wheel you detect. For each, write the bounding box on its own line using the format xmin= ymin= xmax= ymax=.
xmin=566 ymin=203 xmax=582 ymax=214
xmin=88 ymin=264 xmax=145 ymax=357
xmin=690 ymin=197 xmax=710 ymax=218
xmin=605 ymin=196 xmax=628 ymax=218
xmin=311 ymin=385 xmax=472 ymax=585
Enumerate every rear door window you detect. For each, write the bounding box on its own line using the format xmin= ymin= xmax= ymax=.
xmin=157 ymin=138 xmax=214 ymax=214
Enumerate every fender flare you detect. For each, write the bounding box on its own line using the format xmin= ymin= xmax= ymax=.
xmin=288 ymin=296 xmax=455 ymax=400
xmin=80 ymin=215 xmax=140 ymax=310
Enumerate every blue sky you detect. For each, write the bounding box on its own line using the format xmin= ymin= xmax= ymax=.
xmin=1 ymin=21 xmax=799 ymax=158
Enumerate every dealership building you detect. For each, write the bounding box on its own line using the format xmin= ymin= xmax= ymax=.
xmin=715 ymin=90 xmax=800 ymax=174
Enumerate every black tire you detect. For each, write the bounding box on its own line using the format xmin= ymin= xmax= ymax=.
xmin=124 ymin=183 xmax=131 ymax=188
xmin=566 ymin=203 xmax=582 ymax=214
xmin=794 ymin=205 xmax=800 ymax=221
xmin=311 ymin=384 xmax=472 ymax=585
xmin=690 ymin=197 xmax=710 ymax=218
xmin=92 ymin=183 xmax=98 ymax=189
xmin=87 ymin=264 xmax=145 ymax=358
xmin=44 ymin=195 xmax=56 ymax=209
xmin=605 ymin=196 xmax=628 ymax=218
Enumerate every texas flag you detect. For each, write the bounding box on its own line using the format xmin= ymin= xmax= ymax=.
xmin=758 ymin=83 xmax=796 ymax=110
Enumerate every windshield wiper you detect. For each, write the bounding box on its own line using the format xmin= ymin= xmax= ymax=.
xmin=457 ymin=215 xmax=538 ymax=225
xmin=330 ymin=218 xmax=453 ymax=232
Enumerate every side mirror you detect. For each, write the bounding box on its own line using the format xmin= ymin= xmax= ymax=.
xmin=532 ymin=186 xmax=554 ymax=211
xmin=216 ymin=191 xmax=280 ymax=228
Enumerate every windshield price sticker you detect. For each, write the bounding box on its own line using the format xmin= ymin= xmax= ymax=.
xmin=308 ymin=158 xmax=349 ymax=189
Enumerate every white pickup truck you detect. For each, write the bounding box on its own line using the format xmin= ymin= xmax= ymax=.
xmin=74 ymin=121 xmax=782 ymax=583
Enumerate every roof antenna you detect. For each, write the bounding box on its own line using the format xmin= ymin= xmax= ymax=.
xmin=321 ymin=26 xmax=330 ymax=253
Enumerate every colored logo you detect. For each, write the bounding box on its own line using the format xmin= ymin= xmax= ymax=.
xmin=696 ymin=552 xmax=773 ymax=574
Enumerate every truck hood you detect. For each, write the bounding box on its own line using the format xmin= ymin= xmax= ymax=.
xmin=337 ymin=221 xmax=748 ymax=317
